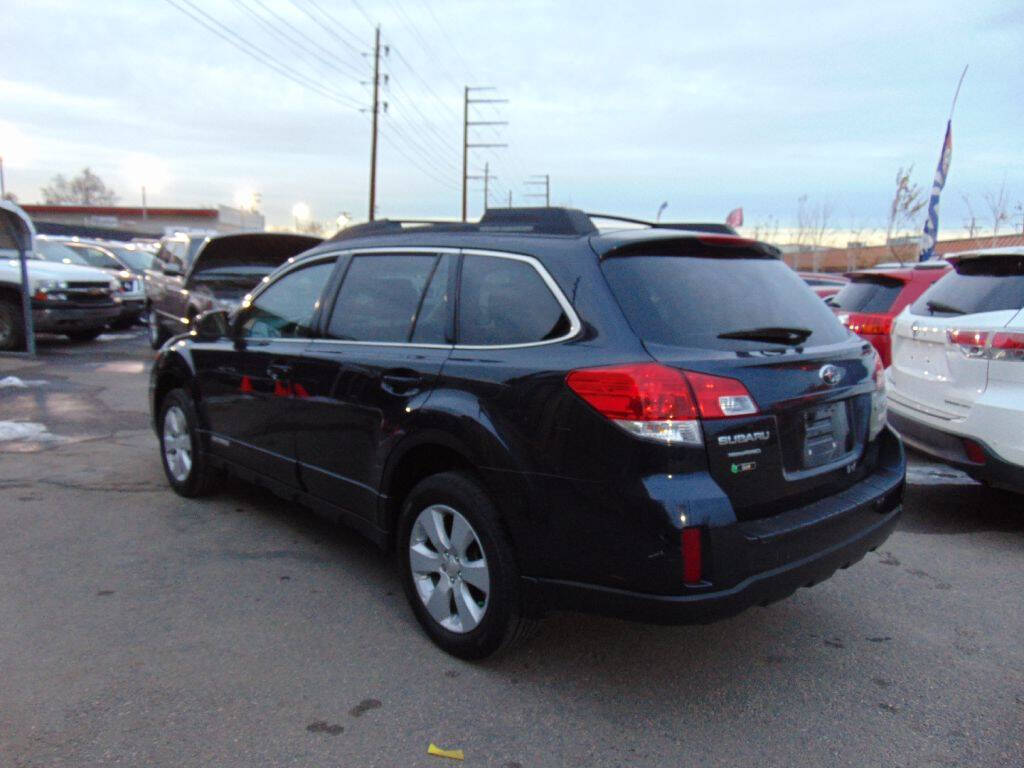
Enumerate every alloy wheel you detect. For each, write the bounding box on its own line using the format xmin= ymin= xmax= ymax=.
xmin=162 ymin=405 xmax=192 ymax=482
xmin=409 ymin=504 xmax=490 ymax=633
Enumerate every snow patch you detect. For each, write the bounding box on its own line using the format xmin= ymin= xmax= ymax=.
xmin=96 ymin=333 xmax=140 ymax=342
xmin=0 ymin=421 xmax=65 ymax=443
xmin=906 ymin=461 xmax=978 ymax=487
xmin=0 ymin=376 xmax=47 ymax=389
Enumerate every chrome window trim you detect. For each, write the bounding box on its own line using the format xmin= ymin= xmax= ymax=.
xmin=244 ymin=246 xmax=580 ymax=351
xmin=452 ymin=248 xmax=582 ymax=350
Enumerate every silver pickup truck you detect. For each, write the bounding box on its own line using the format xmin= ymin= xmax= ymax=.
xmin=145 ymin=232 xmax=321 ymax=349
xmin=0 ymin=248 xmax=121 ymax=350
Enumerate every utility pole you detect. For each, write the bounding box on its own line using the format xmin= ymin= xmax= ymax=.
xmin=141 ymin=186 xmax=148 ymax=220
xmin=525 ymin=174 xmax=550 ymax=207
xmin=483 ymin=163 xmax=490 ymax=211
xmin=368 ymin=25 xmax=382 ymax=221
xmin=462 ymin=86 xmax=508 ymax=221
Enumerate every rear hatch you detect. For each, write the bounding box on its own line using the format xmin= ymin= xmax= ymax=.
xmin=189 ymin=233 xmax=322 ymax=299
xmin=890 ymin=253 xmax=1024 ymax=418
xmin=599 ymin=236 xmax=880 ymax=520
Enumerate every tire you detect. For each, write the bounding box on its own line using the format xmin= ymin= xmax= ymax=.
xmin=158 ymin=388 xmax=217 ymax=497
xmin=148 ymin=307 xmax=169 ymax=349
xmin=398 ymin=471 xmax=537 ymax=659
xmin=0 ymin=298 xmax=25 ymax=352
xmin=66 ymin=328 xmax=103 ymax=343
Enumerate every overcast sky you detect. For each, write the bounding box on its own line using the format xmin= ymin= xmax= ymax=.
xmin=2 ymin=0 xmax=1022 ymax=237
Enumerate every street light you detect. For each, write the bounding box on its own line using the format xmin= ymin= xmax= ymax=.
xmin=121 ymin=154 xmax=170 ymax=220
xmin=292 ymin=202 xmax=311 ymax=231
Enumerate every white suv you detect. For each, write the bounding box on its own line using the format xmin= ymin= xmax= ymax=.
xmin=886 ymin=247 xmax=1024 ymax=493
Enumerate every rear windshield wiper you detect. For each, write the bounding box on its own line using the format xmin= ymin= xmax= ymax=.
xmin=925 ymin=299 xmax=965 ymax=316
xmin=717 ymin=326 xmax=812 ymax=345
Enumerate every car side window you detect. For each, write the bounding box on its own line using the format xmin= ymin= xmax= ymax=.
xmin=239 ymin=261 xmax=335 ymax=339
xmin=328 ymin=254 xmax=439 ymax=343
xmin=457 ymin=255 xmax=570 ymax=346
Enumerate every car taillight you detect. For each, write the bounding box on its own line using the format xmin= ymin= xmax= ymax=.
xmin=843 ymin=312 xmax=893 ymax=337
xmin=946 ymin=329 xmax=1024 ymax=361
xmin=869 ymin=349 xmax=886 ymax=440
xmin=565 ymin=363 xmax=758 ymax=445
xmin=963 ymin=438 xmax=987 ymax=464
xmin=873 ymin=350 xmax=885 ymax=390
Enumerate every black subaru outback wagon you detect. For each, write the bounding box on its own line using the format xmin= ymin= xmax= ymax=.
xmin=150 ymin=208 xmax=905 ymax=659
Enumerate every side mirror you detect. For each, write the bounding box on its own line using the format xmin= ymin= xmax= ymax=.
xmin=162 ymin=263 xmax=183 ymax=277
xmin=191 ymin=310 xmax=230 ymax=341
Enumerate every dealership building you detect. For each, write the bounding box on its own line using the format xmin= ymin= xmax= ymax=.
xmin=21 ymin=204 xmax=264 ymax=240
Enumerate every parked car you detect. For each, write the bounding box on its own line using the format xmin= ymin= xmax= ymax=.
xmin=57 ymin=238 xmax=148 ymax=328
xmin=0 ymin=243 xmax=121 ymax=349
xmin=145 ymin=232 xmax=321 ymax=349
xmin=887 ymin=247 xmax=1024 ymax=494
xmin=797 ymin=271 xmax=848 ymax=300
xmin=829 ymin=261 xmax=951 ymax=367
xmin=150 ymin=208 xmax=904 ymax=659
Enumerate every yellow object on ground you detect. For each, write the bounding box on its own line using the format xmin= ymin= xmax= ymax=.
xmin=427 ymin=743 xmax=465 ymax=761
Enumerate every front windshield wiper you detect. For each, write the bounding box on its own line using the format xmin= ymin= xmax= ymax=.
xmin=925 ymin=299 xmax=965 ymax=316
xmin=717 ymin=326 xmax=813 ymax=345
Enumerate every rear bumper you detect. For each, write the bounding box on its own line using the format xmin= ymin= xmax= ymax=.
xmin=888 ymin=409 xmax=1024 ymax=494
xmin=523 ymin=435 xmax=905 ymax=624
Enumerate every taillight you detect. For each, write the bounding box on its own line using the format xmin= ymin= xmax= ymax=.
xmin=565 ymin=363 xmax=759 ymax=445
xmin=842 ymin=312 xmax=893 ymax=337
xmin=872 ymin=350 xmax=885 ymax=390
xmin=946 ymin=329 xmax=1024 ymax=361
xmin=963 ymin=438 xmax=987 ymax=464
xmin=869 ymin=349 xmax=886 ymax=440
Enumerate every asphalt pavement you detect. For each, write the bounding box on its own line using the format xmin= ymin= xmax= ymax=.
xmin=1 ymin=332 xmax=1022 ymax=767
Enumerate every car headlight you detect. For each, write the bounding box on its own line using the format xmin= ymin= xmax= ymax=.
xmin=31 ymin=279 xmax=69 ymax=301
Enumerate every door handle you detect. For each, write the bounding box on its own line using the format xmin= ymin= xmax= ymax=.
xmin=381 ymin=370 xmax=422 ymax=394
xmin=267 ymin=362 xmax=293 ymax=380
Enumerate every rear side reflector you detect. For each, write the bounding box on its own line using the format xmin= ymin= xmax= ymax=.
xmin=963 ymin=439 xmax=987 ymax=464
xmin=565 ymin=363 xmax=758 ymax=445
xmin=682 ymin=527 xmax=703 ymax=584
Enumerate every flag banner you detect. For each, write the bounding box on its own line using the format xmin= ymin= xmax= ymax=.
xmin=726 ymin=207 xmax=743 ymax=227
xmin=918 ymin=121 xmax=952 ymax=261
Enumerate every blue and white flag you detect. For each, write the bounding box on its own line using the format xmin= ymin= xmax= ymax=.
xmin=918 ymin=121 xmax=953 ymax=261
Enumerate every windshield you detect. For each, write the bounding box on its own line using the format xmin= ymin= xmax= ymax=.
xmin=602 ymin=254 xmax=849 ymax=350
xmin=109 ymin=246 xmax=154 ymax=271
xmin=910 ymin=256 xmax=1024 ymax=316
xmin=829 ymin=276 xmax=903 ymax=313
xmin=33 ymin=240 xmax=92 ymax=266
xmin=68 ymin=244 xmax=123 ymax=271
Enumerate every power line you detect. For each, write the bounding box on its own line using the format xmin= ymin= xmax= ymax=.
xmin=386 ymin=71 xmax=460 ymax=167
xmin=162 ymin=0 xmax=365 ymax=110
xmin=380 ymin=123 xmax=460 ymax=192
xmin=289 ymin=0 xmax=368 ymax=58
xmin=348 ymin=0 xmax=377 ymax=29
xmin=390 ymin=47 xmax=459 ymax=122
xmin=230 ymin=0 xmax=367 ymax=83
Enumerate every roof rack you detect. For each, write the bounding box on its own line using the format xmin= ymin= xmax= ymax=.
xmin=330 ymin=207 xmax=598 ymax=241
xmin=328 ymin=207 xmax=739 ymax=242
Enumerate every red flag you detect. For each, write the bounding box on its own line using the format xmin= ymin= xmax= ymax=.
xmin=725 ymin=207 xmax=743 ymax=227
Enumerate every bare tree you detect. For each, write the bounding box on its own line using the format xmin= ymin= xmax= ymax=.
xmin=41 ymin=167 xmax=118 ymax=205
xmin=794 ymin=195 xmax=833 ymax=271
xmin=885 ymin=166 xmax=925 ymax=264
xmin=751 ymin=214 xmax=780 ymax=245
xmin=961 ymin=193 xmax=979 ymax=238
xmin=984 ymin=182 xmax=1010 ymax=241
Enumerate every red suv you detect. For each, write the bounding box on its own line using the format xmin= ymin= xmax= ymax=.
xmin=828 ymin=262 xmax=951 ymax=366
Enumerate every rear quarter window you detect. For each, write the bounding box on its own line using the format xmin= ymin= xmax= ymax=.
xmin=457 ymin=255 xmax=571 ymax=346
xmin=910 ymin=256 xmax=1024 ymax=316
xmin=601 ymin=253 xmax=848 ymax=350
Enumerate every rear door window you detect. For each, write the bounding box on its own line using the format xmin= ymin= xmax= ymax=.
xmin=602 ymin=254 xmax=848 ymax=350
xmin=328 ymin=254 xmax=439 ymax=343
xmin=910 ymin=256 xmax=1024 ymax=316
xmin=829 ymin=276 xmax=904 ymax=313
xmin=457 ymin=255 xmax=571 ymax=346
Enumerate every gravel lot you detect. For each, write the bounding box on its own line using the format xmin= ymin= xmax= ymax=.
xmin=1 ymin=333 xmax=1022 ymax=767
